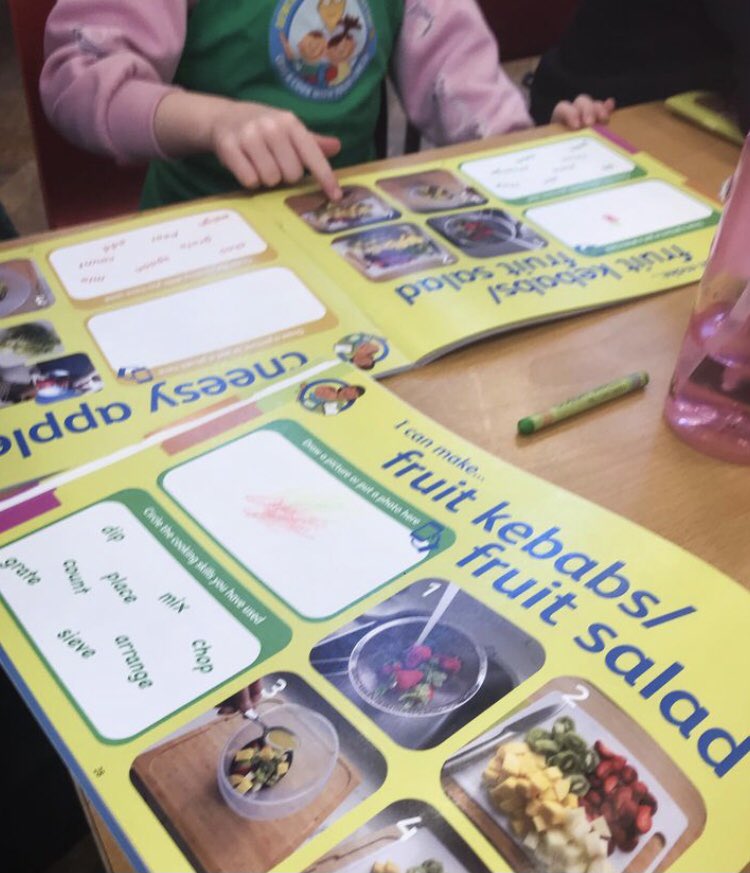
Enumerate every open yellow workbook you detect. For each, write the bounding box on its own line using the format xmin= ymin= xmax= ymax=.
xmin=0 ymin=360 xmax=747 ymax=873
xmin=0 ymin=128 xmax=720 ymax=489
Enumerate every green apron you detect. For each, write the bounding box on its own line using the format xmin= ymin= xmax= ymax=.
xmin=142 ymin=0 xmax=404 ymax=208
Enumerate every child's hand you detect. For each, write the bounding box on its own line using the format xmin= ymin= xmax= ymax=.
xmin=210 ymin=102 xmax=343 ymax=200
xmin=551 ymin=95 xmax=616 ymax=130
xmin=155 ymin=92 xmax=343 ymax=200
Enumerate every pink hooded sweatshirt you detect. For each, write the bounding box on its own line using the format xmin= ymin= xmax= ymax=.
xmin=40 ymin=0 xmax=532 ymax=164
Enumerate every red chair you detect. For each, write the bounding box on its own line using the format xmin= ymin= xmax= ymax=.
xmin=8 ymin=0 xmax=145 ymax=229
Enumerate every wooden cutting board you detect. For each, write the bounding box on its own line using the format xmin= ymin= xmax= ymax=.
xmin=131 ymin=712 xmax=361 ymax=873
xmin=441 ymin=677 xmax=706 ymax=873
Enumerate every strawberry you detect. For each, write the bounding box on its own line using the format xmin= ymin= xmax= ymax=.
xmin=438 ymin=655 xmax=462 ymax=673
xmin=635 ymin=806 xmax=653 ymax=834
xmin=585 ymin=790 xmax=602 ymax=807
xmin=611 ymin=755 xmax=626 ymax=771
xmin=640 ymin=792 xmax=658 ymax=813
xmin=620 ymin=836 xmax=639 ymax=853
xmin=379 ymin=661 xmax=402 ymax=677
xmin=603 ymin=774 xmax=619 ymax=795
xmin=394 ymin=669 xmax=424 ymax=690
xmin=620 ymin=765 xmax=637 ymax=784
xmin=595 ymin=740 xmax=616 ymax=759
xmin=405 ymin=645 xmax=432 ymax=668
xmin=632 ymin=780 xmax=649 ymax=799
xmin=596 ymin=760 xmax=614 ymax=780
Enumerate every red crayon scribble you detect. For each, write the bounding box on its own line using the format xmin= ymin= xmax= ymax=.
xmin=243 ymin=495 xmax=323 ymax=537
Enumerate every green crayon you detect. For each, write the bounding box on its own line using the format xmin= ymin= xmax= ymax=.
xmin=518 ymin=371 xmax=650 ymax=435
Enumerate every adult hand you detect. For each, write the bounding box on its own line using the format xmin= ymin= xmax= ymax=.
xmin=217 ymin=680 xmax=263 ymax=715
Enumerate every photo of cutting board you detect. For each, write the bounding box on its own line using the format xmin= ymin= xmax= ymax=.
xmin=441 ymin=677 xmax=705 ymax=873
xmin=131 ymin=710 xmax=361 ymax=873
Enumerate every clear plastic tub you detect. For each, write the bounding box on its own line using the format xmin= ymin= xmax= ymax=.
xmin=217 ymin=703 xmax=339 ymax=820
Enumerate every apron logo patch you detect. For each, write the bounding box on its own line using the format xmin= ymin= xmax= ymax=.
xmin=270 ymin=0 xmax=377 ymax=100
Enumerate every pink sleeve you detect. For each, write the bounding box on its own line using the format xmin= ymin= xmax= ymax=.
xmin=393 ymin=0 xmax=533 ymax=145
xmin=40 ymin=0 xmax=191 ymax=163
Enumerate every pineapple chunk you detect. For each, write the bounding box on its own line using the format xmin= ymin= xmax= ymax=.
xmin=517 ymin=777 xmax=535 ymax=800
xmin=259 ymin=745 xmax=275 ymax=760
xmin=502 ymin=753 xmax=522 ymax=776
xmin=510 ymin=816 xmax=529 ymax=838
xmin=529 ymin=770 xmax=551 ymax=793
xmin=526 ymin=799 xmax=542 ymax=817
xmin=277 ymin=761 xmax=289 ymax=776
xmin=234 ymin=748 xmax=256 ymax=763
xmin=499 ymin=798 xmax=521 ymax=815
xmin=384 ymin=864 xmax=400 ymax=873
xmin=545 ymin=766 xmax=563 ymax=781
xmin=532 ymin=814 xmax=548 ymax=832
xmin=522 ymin=831 xmax=539 ymax=852
xmin=229 ymin=774 xmax=244 ymax=788
xmin=482 ymin=765 xmax=501 ymax=785
xmin=235 ymin=775 xmax=254 ymax=794
xmin=553 ymin=777 xmax=571 ymax=801
xmin=502 ymin=741 xmax=529 ymax=756
xmin=563 ymin=793 xmax=579 ymax=809
xmin=541 ymin=800 xmax=567 ymax=827
xmin=541 ymin=787 xmax=557 ymax=802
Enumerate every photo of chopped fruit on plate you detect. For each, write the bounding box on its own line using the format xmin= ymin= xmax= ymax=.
xmin=227 ymin=738 xmax=292 ymax=795
xmin=480 ymin=716 xmax=662 ymax=872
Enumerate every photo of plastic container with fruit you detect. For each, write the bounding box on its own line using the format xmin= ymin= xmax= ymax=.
xmin=441 ymin=678 xmax=706 ymax=873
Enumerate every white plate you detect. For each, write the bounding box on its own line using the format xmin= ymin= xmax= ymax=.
xmin=446 ymin=690 xmax=687 ymax=873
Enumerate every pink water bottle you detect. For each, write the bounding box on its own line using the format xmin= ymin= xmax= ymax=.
xmin=664 ymin=135 xmax=750 ymax=463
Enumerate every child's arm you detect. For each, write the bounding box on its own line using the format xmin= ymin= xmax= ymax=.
xmin=41 ymin=0 xmax=342 ymax=199
xmin=392 ymin=0 xmax=533 ymax=145
xmin=392 ymin=0 xmax=614 ymax=140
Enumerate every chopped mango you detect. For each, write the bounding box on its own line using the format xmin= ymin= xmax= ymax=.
xmin=229 ymin=774 xmax=244 ymax=788
xmin=541 ymin=801 xmax=566 ymax=827
xmin=259 ymin=745 xmax=275 ymax=760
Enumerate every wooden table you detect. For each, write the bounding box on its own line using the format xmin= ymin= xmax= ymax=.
xmin=8 ymin=102 xmax=746 ymax=871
